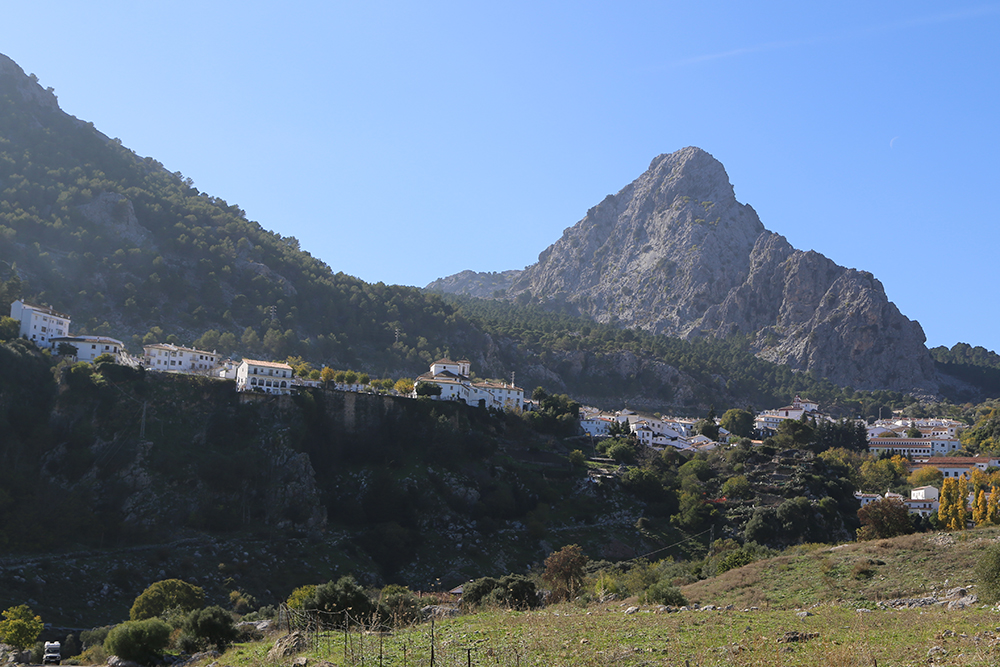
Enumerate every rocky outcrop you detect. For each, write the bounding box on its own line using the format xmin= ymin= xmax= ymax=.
xmin=430 ymin=147 xmax=937 ymax=393
xmin=426 ymin=269 xmax=522 ymax=298
xmin=78 ymin=191 xmax=154 ymax=248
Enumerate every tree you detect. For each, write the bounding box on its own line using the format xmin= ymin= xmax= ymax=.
xmin=0 ymin=605 xmax=43 ymax=651
xmin=974 ymin=489 xmax=989 ymax=526
xmin=414 ymin=381 xmax=441 ymax=397
xmin=857 ymin=498 xmax=913 ymax=541
xmin=0 ymin=316 xmax=20 ymax=341
xmin=129 ymin=579 xmax=205 ymax=621
xmin=103 ymin=618 xmax=171 ymax=665
xmin=320 ymin=367 xmax=336 ymax=384
xmin=775 ymin=417 xmax=814 ymax=448
xmin=908 ymin=466 xmax=942 ymax=488
xmin=393 ymin=378 xmax=414 ymax=394
xmin=938 ymin=477 xmax=969 ymax=531
xmin=720 ymin=475 xmax=752 ymax=500
xmin=694 ymin=418 xmax=719 ymax=441
xmin=720 ymin=409 xmax=754 ymax=438
xmin=542 ymin=544 xmax=588 ymax=601
xmin=989 ymin=485 xmax=1000 ymax=526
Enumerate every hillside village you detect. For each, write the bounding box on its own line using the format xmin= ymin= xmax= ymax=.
xmin=10 ymin=298 xmax=991 ymax=530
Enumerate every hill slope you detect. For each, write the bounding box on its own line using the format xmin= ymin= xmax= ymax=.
xmin=0 ymin=53 xmax=476 ymax=374
xmin=429 ymin=148 xmax=938 ymax=395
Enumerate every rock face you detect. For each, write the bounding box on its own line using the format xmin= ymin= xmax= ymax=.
xmin=430 ymin=147 xmax=937 ymax=393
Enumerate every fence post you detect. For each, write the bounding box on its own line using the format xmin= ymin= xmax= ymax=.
xmin=430 ymin=617 xmax=435 ymax=667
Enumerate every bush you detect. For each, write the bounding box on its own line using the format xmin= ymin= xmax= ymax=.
xmin=642 ymin=581 xmax=687 ymax=606
xmin=462 ymin=575 xmax=539 ymax=610
xmin=80 ymin=626 xmax=113 ymax=650
xmin=975 ymin=543 xmax=1000 ymax=603
xmin=303 ymin=576 xmax=374 ymax=625
xmin=130 ymin=579 xmax=205 ymax=621
xmin=183 ymin=606 xmax=237 ymax=650
xmin=377 ymin=585 xmax=421 ymax=626
xmin=104 ymin=618 xmax=171 ymax=665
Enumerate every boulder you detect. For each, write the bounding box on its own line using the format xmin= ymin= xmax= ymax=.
xmin=267 ymin=632 xmax=310 ymax=662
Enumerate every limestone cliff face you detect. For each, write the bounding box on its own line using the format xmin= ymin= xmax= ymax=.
xmin=431 ymin=147 xmax=937 ymax=393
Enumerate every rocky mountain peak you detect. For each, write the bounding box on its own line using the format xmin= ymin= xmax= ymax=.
xmin=430 ymin=147 xmax=938 ymax=393
xmin=0 ymin=53 xmax=60 ymax=113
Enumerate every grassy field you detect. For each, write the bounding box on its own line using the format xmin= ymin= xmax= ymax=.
xmin=216 ymin=604 xmax=1000 ymax=667
xmin=203 ymin=529 xmax=1000 ymax=667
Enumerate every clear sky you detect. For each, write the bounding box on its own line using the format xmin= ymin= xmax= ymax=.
xmin=3 ymin=1 xmax=999 ymax=353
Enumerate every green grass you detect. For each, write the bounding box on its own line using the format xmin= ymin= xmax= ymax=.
xmin=209 ymin=603 xmax=1000 ymax=667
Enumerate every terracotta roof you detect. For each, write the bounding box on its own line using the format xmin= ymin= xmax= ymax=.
xmin=240 ymin=359 xmax=293 ymax=370
xmin=920 ymin=457 xmax=997 ymax=466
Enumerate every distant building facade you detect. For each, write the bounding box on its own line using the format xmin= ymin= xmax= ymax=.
xmin=236 ymin=359 xmax=294 ymax=395
xmin=415 ymin=358 xmax=524 ymax=411
xmin=10 ymin=300 xmax=70 ymax=349
xmin=144 ymin=343 xmax=220 ymax=374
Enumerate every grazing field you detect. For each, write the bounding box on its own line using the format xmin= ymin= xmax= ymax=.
xmin=220 ymin=603 xmax=1000 ymax=666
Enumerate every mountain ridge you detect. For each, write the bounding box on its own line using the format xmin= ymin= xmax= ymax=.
xmin=428 ymin=147 xmax=938 ymax=395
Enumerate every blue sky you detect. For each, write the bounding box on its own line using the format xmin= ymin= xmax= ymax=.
xmin=3 ymin=1 xmax=999 ymax=353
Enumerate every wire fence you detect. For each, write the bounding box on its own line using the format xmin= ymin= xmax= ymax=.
xmin=275 ymin=604 xmax=539 ymax=667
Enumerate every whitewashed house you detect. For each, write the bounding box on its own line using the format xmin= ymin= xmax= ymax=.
xmin=414 ymin=358 xmax=524 ymax=411
xmin=51 ymin=335 xmax=126 ymax=363
xmin=10 ymin=300 xmax=70 ymax=349
xmin=905 ymin=486 xmax=940 ymax=518
xmin=144 ymin=343 xmax=220 ymax=374
xmin=236 ymin=359 xmax=294 ymax=395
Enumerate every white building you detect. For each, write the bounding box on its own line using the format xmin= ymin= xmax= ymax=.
xmin=51 ymin=335 xmax=125 ymax=363
xmin=144 ymin=343 xmax=220 ymax=374
xmin=905 ymin=486 xmax=940 ymax=518
xmin=867 ymin=437 xmax=961 ymax=458
xmin=236 ymin=359 xmax=294 ymax=395
xmin=10 ymin=300 xmax=70 ymax=349
xmin=414 ymin=358 xmax=524 ymax=411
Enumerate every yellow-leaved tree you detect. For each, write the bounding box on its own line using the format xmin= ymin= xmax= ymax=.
xmin=974 ymin=488 xmax=989 ymax=526
xmin=988 ymin=485 xmax=1000 ymax=526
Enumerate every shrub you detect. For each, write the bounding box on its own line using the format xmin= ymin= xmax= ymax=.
xmin=80 ymin=626 xmax=112 ymax=650
xmin=104 ymin=618 xmax=171 ymax=665
xmin=183 ymin=606 xmax=237 ymax=650
xmin=303 ymin=576 xmax=374 ymax=625
xmin=975 ymin=543 xmax=1000 ymax=603
xmin=377 ymin=585 xmax=421 ymax=626
xmin=462 ymin=577 xmax=500 ymax=606
xmin=130 ymin=579 xmax=205 ymax=621
xmin=642 ymin=581 xmax=687 ymax=606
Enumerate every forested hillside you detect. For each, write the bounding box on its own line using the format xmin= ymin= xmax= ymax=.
xmin=0 ymin=54 xmax=476 ymax=374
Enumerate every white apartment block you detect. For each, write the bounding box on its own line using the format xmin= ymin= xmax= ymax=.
xmin=867 ymin=437 xmax=961 ymax=458
xmin=144 ymin=343 xmax=220 ymax=374
xmin=10 ymin=300 xmax=70 ymax=349
xmin=236 ymin=359 xmax=294 ymax=395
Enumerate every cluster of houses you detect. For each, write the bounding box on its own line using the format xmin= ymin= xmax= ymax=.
xmin=7 ymin=301 xmax=523 ymax=411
